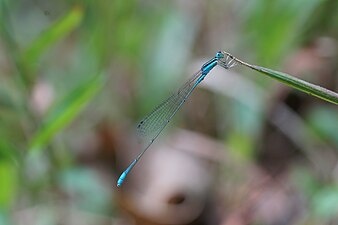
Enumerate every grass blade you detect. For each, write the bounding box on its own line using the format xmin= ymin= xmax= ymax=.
xmin=29 ymin=75 xmax=103 ymax=152
xmin=23 ymin=6 xmax=83 ymax=67
xmin=224 ymin=52 xmax=338 ymax=105
xmin=250 ymin=65 xmax=338 ymax=105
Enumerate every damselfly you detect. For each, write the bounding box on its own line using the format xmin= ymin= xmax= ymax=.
xmin=117 ymin=51 xmax=237 ymax=187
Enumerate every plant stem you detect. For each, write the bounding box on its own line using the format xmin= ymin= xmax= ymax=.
xmin=223 ymin=52 xmax=338 ymax=105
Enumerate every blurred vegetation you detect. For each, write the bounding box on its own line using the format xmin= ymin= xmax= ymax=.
xmin=0 ymin=0 xmax=338 ymax=224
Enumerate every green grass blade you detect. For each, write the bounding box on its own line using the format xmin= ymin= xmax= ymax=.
xmin=0 ymin=161 xmax=17 ymax=208
xmin=23 ymin=6 xmax=83 ymax=67
xmin=29 ymin=75 xmax=103 ymax=152
xmin=0 ymin=138 xmax=19 ymax=165
xmin=224 ymin=52 xmax=338 ymax=105
xmin=251 ymin=65 xmax=338 ymax=105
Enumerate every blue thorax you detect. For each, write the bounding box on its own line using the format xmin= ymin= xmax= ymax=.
xmin=200 ymin=51 xmax=224 ymax=76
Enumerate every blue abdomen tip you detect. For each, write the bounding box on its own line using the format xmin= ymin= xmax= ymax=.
xmin=117 ymin=172 xmax=127 ymax=187
xmin=117 ymin=159 xmax=137 ymax=187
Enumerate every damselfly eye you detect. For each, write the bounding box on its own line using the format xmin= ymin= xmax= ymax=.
xmin=215 ymin=51 xmax=224 ymax=59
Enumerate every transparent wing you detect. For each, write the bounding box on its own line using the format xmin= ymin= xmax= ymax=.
xmin=117 ymin=70 xmax=204 ymax=187
xmin=136 ymin=70 xmax=203 ymax=146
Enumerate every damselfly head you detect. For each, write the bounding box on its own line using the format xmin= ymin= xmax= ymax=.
xmin=220 ymin=51 xmax=233 ymax=59
xmin=215 ymin=51 xmax=224 ymax=59
xmin=217 ymin=51 xmax=237 ymax=69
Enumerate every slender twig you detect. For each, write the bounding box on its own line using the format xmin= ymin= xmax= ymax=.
xmin=222 ymin=51 xmax=338 ymax=105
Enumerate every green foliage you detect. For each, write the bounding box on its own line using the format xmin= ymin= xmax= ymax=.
xmin=58 ymin=168 xmax=112 ymax=213
xmin=237 ymin=62 xmax=338 ymax=105
xmin=22 ymin=6 xmax=83 ymax=72
xmin=313 ymin=186 xmax=338 ymax=219
xmin=241 ymin=0 xmax=324 ymax=65
xmin=307 ymin=106 xmax=338 ymax=145
xmin=0 ymin=161 xmax=17 ymax=209
xmin=29 ymin=75 xmax=103 ymax=152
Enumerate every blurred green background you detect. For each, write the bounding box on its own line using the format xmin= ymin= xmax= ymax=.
xmin=1 ymin=0 xmax=338 ymax=224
